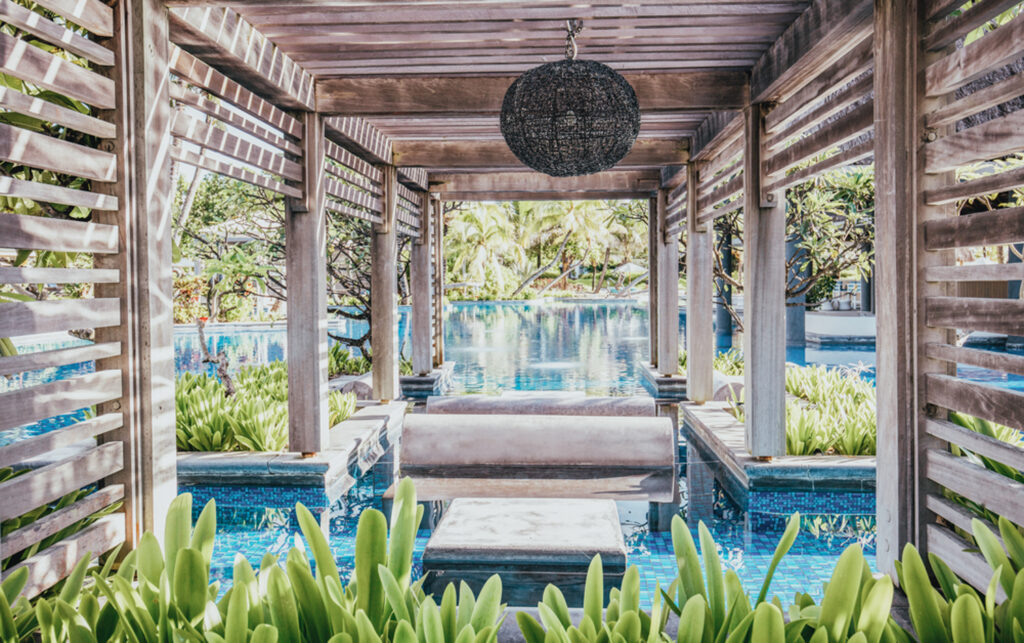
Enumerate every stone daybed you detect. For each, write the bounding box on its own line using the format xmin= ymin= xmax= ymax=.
xmin=176 ymin=401 xmax=405 ymax=499
xmin=681 ymin=401 xmax=875 ymax=504
xmin=329 ymin=362 xmax=455 ymax=399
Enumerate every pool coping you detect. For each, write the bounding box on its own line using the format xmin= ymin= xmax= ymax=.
xmin=681 ymin=401 xmax=876 ymax=500
xmin=327 ymin=362 xmax=456 ymax=399
xmin=638 ymin=362 xmax=687 ymax=400
xmin=176 ymin=401 xmax=406 ymax=499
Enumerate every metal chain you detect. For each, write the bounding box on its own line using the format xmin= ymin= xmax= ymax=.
xmin=564 ymin=19 xmax=583 ymax=60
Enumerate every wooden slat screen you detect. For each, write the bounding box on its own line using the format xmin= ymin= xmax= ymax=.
xmin=395 ymin=181 xmax=423 ymax=238
xmin=169 ymin=45 xmax=304 ymax=199
xmin=694 ymin=117 xmax=744 ymax=225
xmin=0 ymin=0 xmax=127 ymax=597
xmin=915 ymin=3 xmax=1024 ymax=588
xmin=664 ymin=180 xmax=688 ymax=238
xmin=323 ymin=138 xmax=385 ymax=225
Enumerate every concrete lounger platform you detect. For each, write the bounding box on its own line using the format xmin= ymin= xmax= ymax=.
xmin=425 ymin=393 xmax=655 ymax=416
xmin=638 ymin=362 xmax=687 ymax=400
xmin=422 ymin=498 xmax=627 ymax=606
xmin=177 ymin=401 xmax=405 ymax=499
xmin=681 ymin=402 xmax=875 ymax=503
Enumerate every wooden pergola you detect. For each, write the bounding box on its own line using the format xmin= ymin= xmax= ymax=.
xmin=2 ymin=0 xmax=1023 ymax=599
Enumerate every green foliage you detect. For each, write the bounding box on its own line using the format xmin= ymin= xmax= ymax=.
xmin=806 ymin=274 xmax=837 ymax=306
xmin=328 ymin=344 xmax=413 ymax=377
xmin=784 ymin=365 xmax=877 ymax=456
xmin=0 ymin=469 xmax=121 ymax=572
xmin=175 ymin=362 xmax=357 ymax=452
xmin=0 ymin=479 xmax=505 ymax=643
xmin=676 ymin=349 xmax=745 ymax=377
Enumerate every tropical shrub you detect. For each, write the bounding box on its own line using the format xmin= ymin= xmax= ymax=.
xmin=175 ymin=362 xmax=358 ymax=452
xmin=328 ymin=343 xmax=414 ymax=378
xmin=0 ymin=479 xmax=505 ymax=643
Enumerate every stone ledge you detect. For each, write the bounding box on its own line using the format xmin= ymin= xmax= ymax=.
xmin=176 ymin=401 xmax=406 ymax=499
xmin=681 ymin=401 xmax=875 ymax=502
xmin=401 ymin=361 xmax=455 ymax=398
xmin=638 ymin=362 xmax=687 ymax=400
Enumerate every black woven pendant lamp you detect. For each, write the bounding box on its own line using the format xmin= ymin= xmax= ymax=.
xmin=500 ymin=20 xmax=641 ymax=177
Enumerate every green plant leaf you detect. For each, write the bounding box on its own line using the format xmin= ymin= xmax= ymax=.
xmin=901 ymin=544 xmax=951 ymax=643
xmin=173 ymin=548 xmax=209 ymax=624
xmin=518 ymin=613 xmax=546 ymax=643
xmin=757 ymin=513 xmax=800 ymax=605
xmin=266 ymin=566 xmax=301 ymax=643
xmin=751 ymin=603 xmax=784 ymax=642
xmin=698 ymin=522 xmax=725 ymax=633
xmin=950 ymin=594 xmax=984 ymax=643
xmin=470 ymin=575 xmax=503 ymax=633
xmin=584 ymin=555 xmax=604 ymax=633
xmin=251 ymin=624 xmax=280 ymax=643
xmin=817 ymin=544 xmax=863 ymax=642
xmin=856 ymin=574 xmax=893 ymax=643
xmin=543 ymin=585 xmax=572 ymax=629
xmin=354 ymin=508 xmax=388 ymax=624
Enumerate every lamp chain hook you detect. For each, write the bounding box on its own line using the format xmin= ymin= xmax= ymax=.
xmin=565 ymin=19 xmax=583 ymax=60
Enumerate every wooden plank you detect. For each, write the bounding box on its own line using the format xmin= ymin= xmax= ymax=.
xmin=696 ymin=173 xmax=743 ymax=218
xmin=324 ymin=139 xmax=382 ymax=182
xmin=0 ymin=33 xmax=115 ymax=109
xmin=0 ymin=442 xmax=123 ymax=521
xmin=763 ymin=99 xmax=873 ymax=178
xmin=765 ymin=137 xmax=874 ymax=193
xmin=765 ymin=35 xmax=873 ymax=134
xmin=749 ymin=0 xmax=873 ymax=102
xmin=2 ymin=485 xmax=124 ymax=558
xmin=0 ymin=412 xmax=121 ymax=468
xmin=0 ymin=0 xmax=114 ymax=66
xmin=3 ymin=513 xmax=125 ymax=599
xmin=765 ymin=72 xmax=873 ymax=153
xmin=926 ymin=0 xmax=970 ymax=22
xmin=396 ymin=223 xmax=420 ymax=239
xmin=285 ymin=112 xmax=328 ymax=454
xmin=171 ymin=109 xmax=302 ymax=181
xmin=926 ymin=296 xmax=1024 ymax=335
xmin=699 ymin=134 xmax=744 ymax=181
xmin=691 ymin=111 xmax=742 ymax=162
xmin=927 ymin=447 xmax=1024 ymax=526
xmin=924 ymin=206 xmax=1024 ymax=248
xmin=170 ymin=46 xmax=303 ymax=139
xmin=431 ymin=198 xmax=444 ymax=368
xmin=927 ymin=373 xmax=1024 ymax=432
xmin=0 ymin=342 xmax=121 ymax=378
xmin=0 ymin=267 xmax=120 ymax=284
xmin=925 ymin=166 xmax=1024 ymax=206
xmin=923 ymin=262 xmax=1024 ymax=282
xmin=926 ymin=494 xmax=997 ymax=542
xmin=169 ymin=82 xmax=302 ymax=155
xmin=325 ymin=163 xmax=379 ymax=196
xmin=924 ymin=110 xmax=1024 ymax=174
xmin=0 ymin=177 xmax=118 ymax=212
xmin=395 ymin=182 xmax=421 ymax=205
xmin=0 ymin=123 xmax=117 ymax=183
xmin=648 ymin=195 xmax=658 ymax=363
xmin=924 ymin=0 xmax=1021 ymax=51
xmin=0 ymin=86 xmax=115 ymax=139
xmin=430 ymin=170 xmax=659 ymax=196
xmin=398 ymin=167 xmax=428 ymax=192
xmin=411 ymin=191 xmax=432 ymax=375
xmin=925 ymin=417 xmax=1024 ymax=472
xmin=656 ymin=188 xmax=679 ymax=375
xmin=0 ymin=214 xmax=118 ymax=255
xmin=924 ymin=342 xmax=1024 ymax=378
xmin=0 ymin=298 xmax=121 ymax=337
xmin=0 ymin=370 xmax=122 ymax=433
xmin=324 ymin=116 xmax=393 ymax=166
xmin=170 ymin=144 xmax=302 ymax=198
xmin=371 ymin=165 xmax=400 ymax=401
xmin=742 ymin=104 xmax=786 ymax=458
xmin=168 ymin=7 xmax=315 ymax=110
xmin=926 ymin=523 xmax=999 ymax=594
xmin=325 ymin=198 xmax=383 ymax=225
xmin=925 ymin=13 xmax=1024 ymax=96
xmin=394 ymin=139 xmax=689 ymax=172
xmin=30 ymin=0 xmax=113 ymax=37
xmin=324 ymin=177 xmax=383 ymax=213
xmin=317 ymin=71 xmax=749 ymax=115
xmin=926 ymin=72 xmax=1024 ymax=129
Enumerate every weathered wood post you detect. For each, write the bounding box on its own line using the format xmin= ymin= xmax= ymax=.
xmin=286 ymin=112 xmax=329 ymax=453
xmin=655 ymin=188 xmax=679 ymax=376
xmin=742 ymin=103 xmax=786 ymax=458
xmin=432 ymin=197 xmax=446 ymax=368
xmin=372 ymin=165 xmax=400 ymax=400
xmin=411 ymin=189 xmax=433 ymax=375
xmin=647 ymin=196 xmax=659 ymax=365
xmin=686 ymin=162 xmax=714 ymax=402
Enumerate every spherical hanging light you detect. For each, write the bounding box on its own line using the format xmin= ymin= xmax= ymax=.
xmin=500 ymin=20 xmax=641 ymax=177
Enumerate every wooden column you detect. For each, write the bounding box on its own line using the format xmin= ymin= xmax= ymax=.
xmin=432 ymin=198 xmax=445 ymax=368
xmin=742 ymin=104 xmax=786 ymax=458
xmin=410 ymin=189 xmax=433 ymax=375
xmin=686 ymin=163 xmax=714 ymax=401
xmin=96 ymin=0 xmax=176 ymax=543
xmin=286 ymin=112 xmax=328 ymax=453
xmin=655 ymin=188 xmax=680 ymax=375
xmin=372 ymin=165 xmax=400 ymax=400
xmin=647 ymin=197 xmax=659 ymax=365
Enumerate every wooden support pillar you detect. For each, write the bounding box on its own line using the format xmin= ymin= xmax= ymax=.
xmin=655 ymin=188 xmax=680 ymax=375
xmin=97 ymin=0 xmax=177 ymax=543
xmin=372 ymin=165 xmax=400 ymax=400
xmin=686 ymin=163 xmax=714 ymax=402
xmin=410 ymin=190 xmax=433 ymax=375
xmin=647 ymin=197 xmax=659 ymax=365
xmin=286 ymin=112 xmax=329 ymax=453
xmin=432 ymin=198 xmax=445 ymax=368
xmin=742 ymin=104 xmax=786 ymax=458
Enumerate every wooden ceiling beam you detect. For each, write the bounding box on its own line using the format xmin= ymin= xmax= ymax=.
xmin=439 ymin=190 xmax=652 ymax=202
xmin=748 ymin=0 xmax=873 ymax=103
xmin=317 ymin=72 xmax=748 ymax=115
xmin=168 ymin=7 xmax=315 ymax=110
xmin=431 ymin=170 xmax=660 ymax=195
xmin=395 ymin=139 xmax=689 ymax=172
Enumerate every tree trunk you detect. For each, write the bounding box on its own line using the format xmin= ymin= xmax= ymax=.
xmin=536 ymin=259 xmax=585 ymax=296
xmin=593 ymin=248 xmax=611 ymax=293
xmin=511 ymin=229 xmax=572 ymax=297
